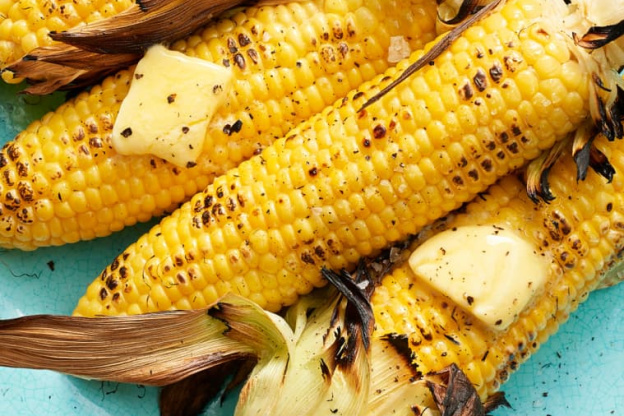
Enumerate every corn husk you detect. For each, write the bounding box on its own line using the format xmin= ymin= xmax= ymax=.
xmin=4 ymin=0 xmax=298 ymax=93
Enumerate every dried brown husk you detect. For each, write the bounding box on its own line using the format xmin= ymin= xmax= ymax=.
xmin=0 ymin=295 xmax=283 ymax=385
xmin=50 ymin=0 xmax=250 ymax=54
xmin=426 ymin=364 xmax=510 ymax=416
xmin=3 ymin=0 xmax=298 ymax=94
xmin=6 ymin=44 xmax=140 ymax=94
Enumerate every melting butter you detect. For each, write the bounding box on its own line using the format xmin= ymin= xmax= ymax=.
xmin=112 ymin=44 xmax=233 ymax=167
xmin=408 ymin=225 xmax=548 ymax=330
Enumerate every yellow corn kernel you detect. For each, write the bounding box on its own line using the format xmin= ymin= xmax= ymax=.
xmin=372 ymin=131 xmax=624 ymax=401
xmin=74 ymin=0 xmax=604 ymax=317
xmin=0 ymin=0 xmax=439 ymax=250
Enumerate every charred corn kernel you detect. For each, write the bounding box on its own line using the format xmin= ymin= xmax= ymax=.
xmin=0 ymin=0 xmax=439 ymax=250
xmin=372 ymin=133 xmax=624 ymax=400
xmin=0 ymin=0 xmax=135 ymax=75
xmin=74 ymin=0 xmax=608 ymax=317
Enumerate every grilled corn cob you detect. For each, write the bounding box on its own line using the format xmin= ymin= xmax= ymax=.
xmin=369 ymin=129 xmax=624 ymax=408
xmin=0 ymin=0 xmax=439 ymax=250
xmin=73 ymin=0 xmax=624 ymax=317
xmin=2 ymin=136 xmax=624 ymax=412
xmin=0 ymin=0 xmax=135 ymax=70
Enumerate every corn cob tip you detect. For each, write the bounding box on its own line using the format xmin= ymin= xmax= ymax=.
xmin=367 ymin=0 xmax=624 ymax=204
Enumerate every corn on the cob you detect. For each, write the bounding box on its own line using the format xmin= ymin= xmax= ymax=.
xmin=0 ymin=0 xmax=135 ymax=71
xmin=0 ymin=0 xmax=439 ymax=250
xmin=3 ymin=135 xmax=624 ymax=412
xmin=73 ymin=0 xmax=623 ymax=317
xmin=371 ymin=133 xmax=624 ymax=404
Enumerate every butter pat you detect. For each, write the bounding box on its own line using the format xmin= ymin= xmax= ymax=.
xmin=409 ymin=225 xmax=548 ymax=330
xmin=112 ymin=44 xmax=232 ymax=167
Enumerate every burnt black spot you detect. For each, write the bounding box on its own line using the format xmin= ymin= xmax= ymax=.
xmin=489 ymin=62 xmax=503 ymax=83
xmin=17 ymin=182 xmax=33 ymax=202
xmin=337 ymin=42 xmax=348 ymax=57
xmin=506 ymin=142 xmax=519 ymax=154
xmin=78 ymin=144 xmax=90 ymax=156
xmin=167 ymin=94 xmax=176 ymax=104
xmin=238 ymin=33 xmax=251 ymax=47
xmin=503 ymin=55 xmax=522 ymax=72
xmin=230 ymin=119 xmax=243 ymax=134
xmin=119 ymin=266 xmax=128 ymax=279
xmin=481 ymin=158 xmax=493 ymax=172
xmin=309 ymin=167 xmax=318 ymax=176
xmin=473 ymin=69 xmax=487 ymax=92
xmin=227 ymin=37 xmax=238 ymax=53
xmin=234 ymin=53 xmax=246 ymax=69
xmin=99 ymin=288 xmax=108 ymax=300
xmin=106 ymin=276 xmax=119 ymax=290
xmin=301 ymin=252 xmax=316 ymax=265
xmin=247 ymin=49 xmax=259 ymax=64
xmin=121 ymin=127 xmax=133 ymax=138
xmin=212 ymin=203 xmax=225 ymax=216
xmin=314 ymin=245 xmax=326 ymax=259
xmin=89 ymin=137 xmax=103 ymax=148
xmin=373 ymin=124 xmax=387 ymax=139
xmin=174 ymin=256 xmax=184 ymax=267
xmin=3 ymin=170 xmax=14 ymax=186
xmin=332 ymin=25 xmax=344 ymax=40
xmin=459 ymin=82 xmax=474 ymax=100
xmin=202 ymin=211 xmax=212 ymax=226
xmin=204 ymin=195 xmax=214 ymax=208
xmin=110 ymin=258 xmax=120 ymax=271
xmin=237 ymin=193 xmax=246 ymax=208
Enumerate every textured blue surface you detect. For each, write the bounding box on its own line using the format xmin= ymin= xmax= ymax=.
xmin=1 ymin=81 xmax=623 ymax=415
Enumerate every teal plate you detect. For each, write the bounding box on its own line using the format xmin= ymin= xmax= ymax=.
xmin=1 ymin=81 xmax=623 ymax=415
